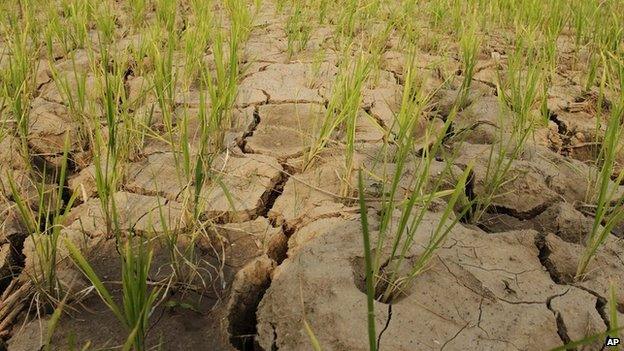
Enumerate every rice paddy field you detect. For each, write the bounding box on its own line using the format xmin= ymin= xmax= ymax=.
xmin=0 ymin=0 xmax=623 ymax=350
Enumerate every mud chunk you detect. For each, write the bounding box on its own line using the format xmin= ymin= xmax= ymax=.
xmin=244 ymin=103 xmax=325 ymax=160
xmin=27 ymin=99 xmax=83 ymax=157
xmin=237 ymin=63 xmax=327 ymax=106
xmin=208 ymin=218 xmax=285 ymax=267
xmin=126 ymin=152 xmax=187 ymax=200
xmin=64 ymin=192 xmax=186 ymax=237
xmin=545 ymin=233 xmax=624 ymax=304
xmin=200 ymin=154 xmax=283 ymax=222
xmin=455 ymin=144 xmax=558 ymax=218
xmin=535 ymin=202 xmax=593 ymax=244
xmin=549 ymin=288 xmax=607 ymax=349
xmin=256 ymin=214 xmax=569 ymax=351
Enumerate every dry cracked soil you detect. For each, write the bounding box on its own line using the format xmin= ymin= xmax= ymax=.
xmin=1 ymin=1 xmax=624 ymax=351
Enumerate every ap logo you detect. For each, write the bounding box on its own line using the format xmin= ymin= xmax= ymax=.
xmin=605 ymin=336 xmax=621 ymax=347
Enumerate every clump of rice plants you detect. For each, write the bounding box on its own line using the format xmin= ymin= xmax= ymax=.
xmin=285 ymin=1 xmax=313 ymax=58
xmin=357 ymin=52 xmax=473 ymax=303
xmin=304 ymin=48 xmax=371 ymax=188
xmin=464 ymin=27 xmax=544 ymax=224
xmin=575 ymin=93 xmax=624 ymax=280
xmin=8 ymin=134 xmax=77 ymax=305
xmin=66 ymin=236 xmax=163 ymax=350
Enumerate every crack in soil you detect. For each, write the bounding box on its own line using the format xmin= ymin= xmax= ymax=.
xmin=535 ymin=232 xmax=566 ymax=284
xmin=237 ymin=106 xmax=261 ymax=152
xmin=571 ymin=284 xmax=612 ymax=331
xmin=546 ymin=289 xmax=574 ymax=348
xmin=376 ymin=304 xmax=392 ymax=350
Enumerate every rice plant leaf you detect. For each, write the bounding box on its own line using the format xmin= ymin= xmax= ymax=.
xmin=303 ymin=319 xmax=322 ymax=351
xmin=64 ymin=237 xmax=125 ymax=326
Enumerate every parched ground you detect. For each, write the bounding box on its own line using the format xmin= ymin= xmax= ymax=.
xmin=1 ymin=1 xmax=624 ymax=351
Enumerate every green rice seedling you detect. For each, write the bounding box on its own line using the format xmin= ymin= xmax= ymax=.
xmin=357 ymin=51 xmax=473 ymax=303
xmin=59 ymin=0 xmax=91 ymax=50
xmin=89 ymin=46 xmax=129 ymax=241
xmin=182 ymin=0 xmax=213 ymax=87
xmin=65 ymin=236 xmax=163 ymax=351
xmin=502 ymin=27 xmax=543 ymax=140
xmin=341 ymin=52 xmax=371 ymax=197
xmin=375 ymin=163 xmax=472 ymax=303
xmin=1 ymin=8 xmax=40 ymax=164
xmin=128 ymin=0 xmax=148 ymax=28
xmin=93 ymin=1 xmax=117 ymax=46
xmin=47 ymin=52 xmax=91 ymax=147
xmin=197 ymin=0 xmax=250 ymax=152
xmin=357 ymin=169 xmax=377 ymax=351
xmin=337 ymin=0 xmax=360 ymax=40
xmin=303 ymin=47 xmax=371 ymax=197
xmin=465 ymin=92 xmax=533 ymax=225
xmin=575 ymin=97 xmax=624 ymax=280
xmin=285 ymin=1 xmax=313 ymax=58
xmin=155 ymin=0 xmax=178 ymax=34
xmin=151 ymin=32 xmax=178 ymax=143
xmin=225 ymin=0 xmax=252 ymax=42
xmin=8 ymin=134 xmax=77 ymax=304
xmin=456 ymin=18 xmax=481 ymax=109
xmin=608 ymin=280 xmax=620 ymax=342
xmin=307 ymin=47 xmax=326 ymax=88
xmin=366 ymin=22 xmax=393 ymax=86
xmin=317 ymin=0 xmax=329 ymax=24
xmin=463 ymin=25 xmax=544 ymax=224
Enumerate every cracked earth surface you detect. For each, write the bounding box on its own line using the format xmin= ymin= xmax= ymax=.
xmin=1 ymin=1 xmax=624 ymax=351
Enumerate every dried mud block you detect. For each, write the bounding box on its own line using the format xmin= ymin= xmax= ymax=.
xmin=547 ymin=78 xmax=584 ymax=113
xmin=528 ymin=146 xmax=597 ymax=204
xmin=6 ymin=317 xmax=48 ymax=351
xmin=236 ymin=63 xmax=326 ymax=106
xmin=455 ymin=96 xmax=505 ymax=144
xmin=1 ymin=204 xmax=23 ymax=245
xmin=65 ymin=191 xmax=186 ymax=237
xmin=544 ymin=233 xmax=624 ymax=307
xmin=549 ymin=288 xmax=607 ymax=350
xmin=380 ymin=50 xmax=458 ymax=79
xmin=126 ymin=75 xmax=154 ymax=108
xmin=268 ymin=157 xmax=357 ymax=230
xmin=125 ymin=152 xmax=188 ymax=201
xmin=287 ymin=216 xmax=356 ymax=257
xmin=244 ymin=103 xmax=325 ymax=160
xmin=200 ymin=154 xmax=283 ymax=222
xmin=534 ymin=202 xmax=594 ymax=244
xmin=556 ymin=111 xmax=604 ymax=162
xmin=256 ymin=215 xmax=572 ymax=351
xmin=208 ymin=218 xmax=285 ymax=268
xmin=433 ymin=81 xmax=493 ymax=118
xmin=39 ymin=71 xmax=101 ymax=107
xmin=354 ymin=110 xmax=385 ymax=142
xmin=0 ymin=204 xmax=24 ymax=279
xmin=21 ymin=229 xmax=94 ymax=294
xmin=455 ymin=144 xmax=559 ymax=218
xmin=27 ymin=99 xmax=83 ymax=157
xmin=242 ymin=25 xmax=288 ymax=63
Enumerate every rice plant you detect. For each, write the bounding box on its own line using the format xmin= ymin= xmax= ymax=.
xmin=285 ymin=1 xmax=313 ymax=58
xmin=304 ymin=48 xmax=371 ymax=184
xmin=465 ymin=28 xmax=542 ymax=224
xmin=1 ymin=5 xmax=40 ymax=164
xmin=358 ymin=51 xmax=473 ymax=303
xmin=8 ymin=134 xmax=77 ymax=304
xmin=575 ymin=94 xmax=624 ymax=280
xmin=65 ymin=236 xmax=163 ymax=351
